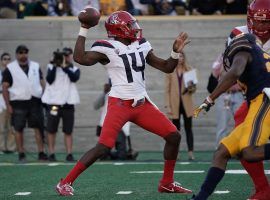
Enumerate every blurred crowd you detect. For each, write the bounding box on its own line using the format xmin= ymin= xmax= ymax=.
xmin=0 ymin=0 xmax=252 ymax=19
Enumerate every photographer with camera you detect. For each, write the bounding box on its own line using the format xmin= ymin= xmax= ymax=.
xmin=42 ymin=47 xmax=80 ymax=162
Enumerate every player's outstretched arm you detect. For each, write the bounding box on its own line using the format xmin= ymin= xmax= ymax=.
xmin=146 ymin=32 xmax=190 ymax=73
xmin=73 ymin=34 xmax=106 ymax=66
xmin=73 ymin=8 xmax=108 ymax=66
xmin=194 ymin=51 xmax=249 ymax=118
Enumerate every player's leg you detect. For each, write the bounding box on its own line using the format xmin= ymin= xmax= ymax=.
xmin=235 ymin=101 xmax=269 ymax=195
xmin=191 ymin=144 xmax=230 ymax=200
xmin=113 ymin=130 xmax=127 ymax=160
xmin=191 ymin=124 xmax=244 ymax=200
xmin=56 ymin=97 xmax=130 ymax=196
xmin=62 ymin=106 xmax=76 ymax=161
xmin=239 ymin=95 xmax=270 ymax=162
xmin=215 ymin=94 xmax=231 ymax=147
xmin=0 ymin=111 xmax=5 ymax=152
xmin=46 ymin=105 xmax=60 ymax=161
xmin=11 ymin=103 xmax=28 ymax=161
xmin=237 ymin=94 xmax=270 ymax=200
xmin=132 ymin=100 xmax=191 ymax=193
xmin=28 ymin=99 xmax=47 ymax=160
xmin=180 ymin=101 xmax=194 ymax=160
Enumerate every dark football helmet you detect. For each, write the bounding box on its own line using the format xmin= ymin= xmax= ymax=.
xmin=247 ymin=0 xmax=270 ymax=40
xmin=105 ymin=11 xmax=142 ymax=41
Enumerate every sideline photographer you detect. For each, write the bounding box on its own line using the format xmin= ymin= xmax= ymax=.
xmin=2 ymin=45 xmax=47 ymax=162
xmin=42 ymin=47 xmax=80 ymax=162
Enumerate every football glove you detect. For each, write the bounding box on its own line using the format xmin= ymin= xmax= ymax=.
xmin=193 ymin=96 xmax=214 ymax=118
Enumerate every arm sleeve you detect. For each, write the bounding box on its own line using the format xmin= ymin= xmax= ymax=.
xmin=90 ymin=40 xmax=115 ymax=56
xmin=46 ymin=65 xmax=57 ymax=84
xmin=139 ymin=38 xmax=153 ymax=56
xmin=63 ymin=66 xmax=80 ymax=82
xmin=2 ymin=68 xmax=13 ymax=86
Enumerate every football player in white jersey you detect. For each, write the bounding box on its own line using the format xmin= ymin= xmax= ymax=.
xmin=55 ymin=11 xmax=191 ymax=196
xmin=228 ymin=1 xmax=270 ymax=199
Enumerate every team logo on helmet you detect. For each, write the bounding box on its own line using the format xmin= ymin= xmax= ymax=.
xmin=110 ymin=14 xmax=120 ymax=24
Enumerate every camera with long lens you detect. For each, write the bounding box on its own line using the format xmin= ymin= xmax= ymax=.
xmin=52 ymin=49 xmax=65 ymax=67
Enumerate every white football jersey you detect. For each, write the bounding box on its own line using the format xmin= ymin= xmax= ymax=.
xmin=90 ymin=38 xmax=152 ymax=100
xmin=228 ymin=25 xmax=270 ymax=53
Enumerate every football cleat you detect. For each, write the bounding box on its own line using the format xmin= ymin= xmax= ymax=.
xmin=158 ymin=181 xmax=192 ymax=193
xmin=247 ymin=186 xmax=270 ymax=200
xmin=56 ymin=179 xmax=74 ymax=196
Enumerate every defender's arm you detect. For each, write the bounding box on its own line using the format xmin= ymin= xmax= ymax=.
xmin=210 ymin=51 xmax=249 ymax=101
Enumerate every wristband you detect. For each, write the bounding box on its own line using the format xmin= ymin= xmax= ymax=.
xmin=170 ymin=50 xmax=179 ymax=59
xmin=78 ymin=27 xmax=88 ymax=37
xmin=206 ymin=96 xmax=214 ymax=104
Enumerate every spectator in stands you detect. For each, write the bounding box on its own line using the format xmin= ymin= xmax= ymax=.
xmin=210 ymin=53 xmax=244 ymax=146
xmin=42 ymin=47 xmax=80 ymax=162
xmin=100 ymin=0 xmax=126 ymax=15
xmin=2 ymin=45 xmax=47 ymax=162
xmin=140 ymin=0 xmax=187 ymax=15
xmin=0 ymin=52 xmax=16 ymax=154
xmin=70 ymin=0 xmax=100 ymax=16
xmin=0 ymin=0 xmax=17 ymax=18
xmin=164 ymin=52 xmax=196 ymax=160
xmin=189 ymin=0 xmax=224 ymax=15
xmin=47 ymin=0 xmax=71 ymax=16
xmin=22 ymin=0 xmax=48 ymax=17
xmin=127 ymin=0 xmax=149 ymax=15
xmin=94 ymin=82 xmax=139 ymax=160
xmin=224 ymin=0 xmax=248 ymax=14
xmin=126 ymin=0 xmax=147 ymax=15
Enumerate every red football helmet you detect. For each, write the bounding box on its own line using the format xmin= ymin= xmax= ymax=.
xmin=105 ymin=11 xmax=142 ymax=41
xmin=247 ymin=0 xmax=270 ymax=40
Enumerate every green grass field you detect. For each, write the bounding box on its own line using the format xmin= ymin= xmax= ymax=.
xmin=0 ymin=151 xmax=267 ymax=200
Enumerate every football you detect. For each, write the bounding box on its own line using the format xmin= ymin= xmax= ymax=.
xmin=78 ymin=7 xmax=100 ymax=28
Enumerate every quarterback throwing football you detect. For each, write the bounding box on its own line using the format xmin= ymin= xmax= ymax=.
xmin=55 ymin=10 xmax=191 ymax=196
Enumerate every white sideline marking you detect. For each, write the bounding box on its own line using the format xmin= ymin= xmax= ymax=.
xmin=114 ymin=163 xmax=124 ymax=165
xmin=226 ymin=170 xmax=270 ymax=174
xmin=130 ymin=169 xmax=270 ymax=174
xmin=130 ymin=170 xmax=205 ymax=174
xmin=214 ymin=190 xmax=230 ymax=194
xmin=48 ymin=163 xmax=60 ymax=166
xmin=0 ymin=161 xmax=266 ymax=167
xmin=116 ymin=191 xmax=132 ymax=194
xmin=14 ymin=192 xmax=31 ymax=196
xmin=0 ymin=162 xmax=200 ymax=166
